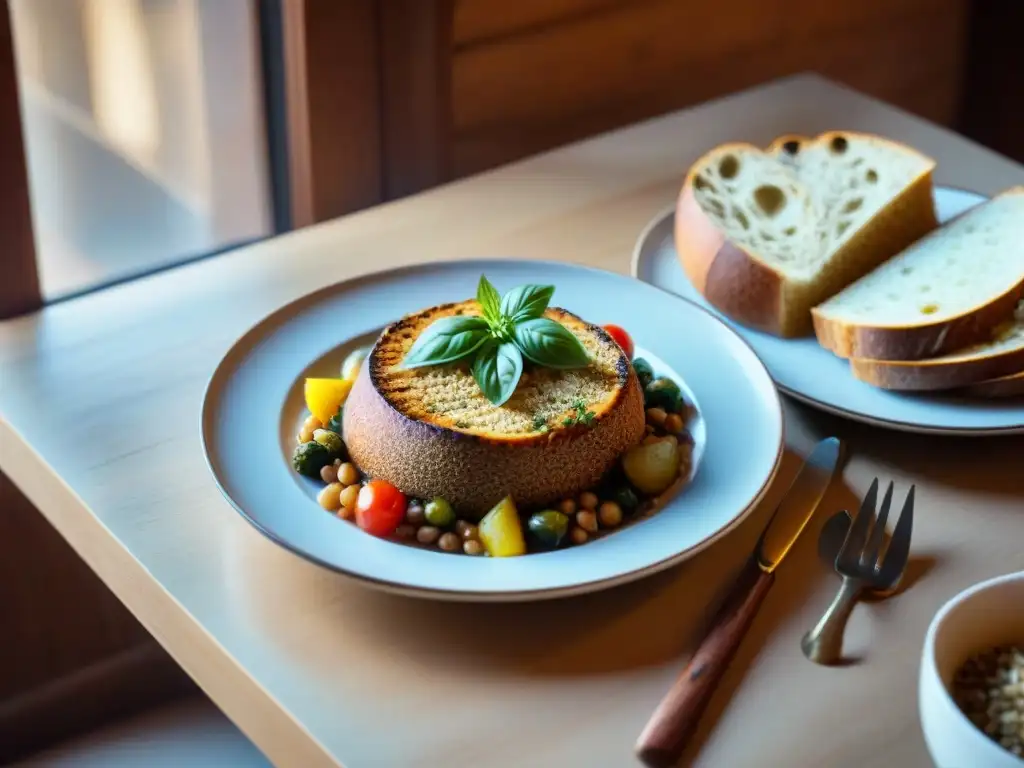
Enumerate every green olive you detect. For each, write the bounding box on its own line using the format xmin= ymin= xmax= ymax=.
xmin=608 ymin=484 xmax=640 ymax=512
xmin=292 ymin=441 xmax=331 ymax=478
xmin=632 ymin=358 xmax=655 ymax=390
xmin=644 ymin=377 xmax=684 ymax=413
xmin=312 ymin=429 xmax=345 ymax=457
xmin=622 ymin=439 xmax=680 ymax=495
xmin=340 ymin=346 xmax=371 ymax=381
xmin=527 ymin=510 xmax=570 ymax=549
xmin=424 ymin=497 xmax=456 ymax=528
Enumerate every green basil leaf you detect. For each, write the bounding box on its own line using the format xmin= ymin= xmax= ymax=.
xmin=513 ymin=317 xmax=590 ymax=369
xmin=402 ymin=316 xmax=489 ymax=368
xmin=476 ymin=275 xmax=502 ymax=324
xmin=500 ymin=284 xmax=554 ymax=322
xmin=472 ymin=340 xmax=523 ymax=406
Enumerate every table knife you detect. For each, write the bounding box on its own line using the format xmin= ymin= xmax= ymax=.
xmin=634 ymin=436 xmax=843 ymax=768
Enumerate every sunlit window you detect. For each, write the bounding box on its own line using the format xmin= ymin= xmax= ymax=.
xmin=8 ymin=0 xmax=272 ymax=299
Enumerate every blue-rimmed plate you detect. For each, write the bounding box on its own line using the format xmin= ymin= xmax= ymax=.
xmin=202 ymin=260 xmax=784 ymax=601
xmin=632 ymin=187 xmax=1024 ymax=436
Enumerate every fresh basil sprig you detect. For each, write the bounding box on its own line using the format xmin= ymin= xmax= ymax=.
xmin=472 ymin=340 xmax=523 ymax=407
xmin=401 ymin=274 xmax=591 ymax=406
xmin=500 ymin=284 xmax=555 ymax=323
xmin=402 ymin=315 xmax=490 ymax=368
xmin=513 ymin=317 xmax=591 ymax=369
xmin=477 ymin=274 xmax=502 ymax=324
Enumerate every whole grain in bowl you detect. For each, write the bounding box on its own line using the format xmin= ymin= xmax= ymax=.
xmin=952 ymin=644 xmax=1024 ymax=757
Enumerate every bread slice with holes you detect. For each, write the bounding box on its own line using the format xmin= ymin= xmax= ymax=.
xmin=813 ymin=188 xmax=1024 ymax=360
xmin=848 ymin=307 xmax=1024 ymax=390
xmin=675 ymin=131 xmax=938 ymax=337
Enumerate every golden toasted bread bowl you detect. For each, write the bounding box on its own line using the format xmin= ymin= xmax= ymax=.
xmin=343 ymin=299 xmax=645 ymax=516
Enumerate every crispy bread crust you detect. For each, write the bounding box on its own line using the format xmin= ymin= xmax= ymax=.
xmin=343 ymin=301 xmax=646 ymax=516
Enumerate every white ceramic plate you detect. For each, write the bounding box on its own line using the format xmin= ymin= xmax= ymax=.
xmin=632 ymin=186 xmax=1024 ymax=436
xmin=202 ymin=260 xmax=784 ymax=601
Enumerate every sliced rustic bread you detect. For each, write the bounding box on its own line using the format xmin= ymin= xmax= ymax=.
xmin=675 ymin=130 xmax=938 ymax=337
xmin=813 ymin=187 xmax=1024 ymax=360
xmin=962 ymin=370 xmax=1024 ymax=398
xmin=849 ymin=307 xmax=1024 ymax=391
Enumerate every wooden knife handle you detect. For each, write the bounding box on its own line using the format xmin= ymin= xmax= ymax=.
xmin=634 ymin=561 xmax=776 ymax=768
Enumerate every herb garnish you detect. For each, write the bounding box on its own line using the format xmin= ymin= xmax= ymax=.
xmin=326 ymin=405 xmax=343 ymax=434
xmin=402 ymin=275 xmax=591 ymax=405
xmin=562 ymin=398 xmax=596 ymax=428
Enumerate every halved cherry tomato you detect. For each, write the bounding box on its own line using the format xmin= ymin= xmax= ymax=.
xmin=602 ymin=324 xmax=634 ymax=360
xmin=355 ymin=480 xmax=407 ymax=537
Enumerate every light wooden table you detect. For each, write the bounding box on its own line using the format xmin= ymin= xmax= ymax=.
xmin=2 ymin=73 xmax=1022 ymax=768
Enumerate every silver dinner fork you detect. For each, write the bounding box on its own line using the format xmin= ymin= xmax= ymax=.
xmin=801 ymin=478 xmax=915 ymax=665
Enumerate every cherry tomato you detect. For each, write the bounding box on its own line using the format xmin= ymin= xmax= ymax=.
xmin=602 ymin=324 xmax=634 ymax=360
xmin=355 ymin=480 xmax=407 ymax=537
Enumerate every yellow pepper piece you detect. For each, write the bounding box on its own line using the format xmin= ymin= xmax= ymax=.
xmin=478 ymin=496 xmax=527 ymax=557
xmin=304 ymin=378 xmax=352 ymax=425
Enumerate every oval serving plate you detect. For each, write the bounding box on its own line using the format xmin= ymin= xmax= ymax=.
xmin=202 ymin=260 xmax=784 ymax=601
xmin=632 ymin=186 xmax=1024 ymax=436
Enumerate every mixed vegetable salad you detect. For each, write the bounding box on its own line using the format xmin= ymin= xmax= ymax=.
xmin=291 ymin=324 xmax=694 ymax=557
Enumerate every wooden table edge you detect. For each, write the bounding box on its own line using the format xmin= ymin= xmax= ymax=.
xmin=0 ymin=416 xmax=344 ymax=768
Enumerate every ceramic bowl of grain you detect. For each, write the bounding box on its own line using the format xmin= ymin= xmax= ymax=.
xmin=920 ymin=570 xmax=1024 ymax=768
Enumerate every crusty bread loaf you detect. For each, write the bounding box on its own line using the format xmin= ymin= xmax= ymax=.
xmin=343 ymin=300 xmax=646 ymax=516
xmin=675 ymin=131 xmax=938 ymax=337
xmin=813 ymin=187 xmax=1024 ymax=361
xmin=849 ymin=307 xmax=1024 ymax=391
xmin=962 ymin=370 xmax=1024 ymax=398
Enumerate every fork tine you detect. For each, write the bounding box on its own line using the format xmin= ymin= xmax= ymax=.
xmin=862 ymin=481 xmax=894 ymax=568
xmin=838 ymin=477 xmax=878 ymax=564
xmin=879 ymin=485 xmax=915 ymax=586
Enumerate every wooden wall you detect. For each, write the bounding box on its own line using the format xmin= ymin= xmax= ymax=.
xmin=960 ymin=0 xmax=1024 ymax=165
xmin=450 ymin=0 xmax=970 ymax=178
xmin=0 ymin=470 xmax=193 ymax=761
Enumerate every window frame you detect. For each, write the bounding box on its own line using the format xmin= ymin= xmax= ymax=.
xmin=0 ymin=0 xmax=453 ymax=320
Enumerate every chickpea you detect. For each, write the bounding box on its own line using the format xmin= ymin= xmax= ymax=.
xmin=463 ymin=539 xmax=484 ymax=556
xmin=646 ymin=407 xmax=667 ymax=427
xmin=337 ymin=462 xmax=360 ymax=486
xmin=416 ymin=525 xmax=440 ymax=545
xmin=664 ymin=413 xmax=684 ymax=435
xmin=317 ymin=482 xmax=343 ymax=511
xmin=339 ymin=484 xmax=360 ymax=510
xmin=458 ymin=522 xmax=479 ymax=541
xmin=576 ymin=510 xmax=598 ymax=533
xmin=338 ymin=505 xmax=354 ymax=522
xmin=300 ymin=414 xmax=322 ymax=442
xmin=569 ymin=526 xmax=589 ymax=545
xmin=406 ymin=501 xmax=426 ymax=526
xmin=558 ymin=498 xmax=577 ymax=515
xmin=438 ymin=532 xmax=461 ymax=552
xmin=455 ymin=519 xmax=472 ymax=537
xmin=320 ymin=464 xmax=338 ymax=484
xmin=579 ymin=491 xmax=599 ymax=511
xmin=599 ymin=501 xmax=623 ymax=528
xmin=394 ymin=524 xmax=416 ymax=540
